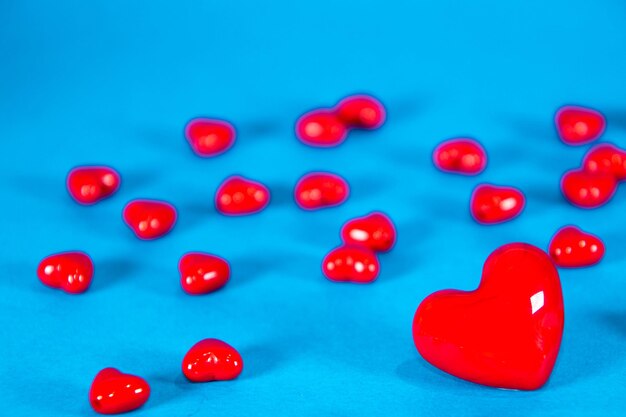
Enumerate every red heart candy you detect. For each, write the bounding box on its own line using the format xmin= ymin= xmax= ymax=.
xmin=322 ymin=246 xmax=380 ymax=283
xmin=555 ymin=105 xmax=606 ymax=145
xmin=340 ymin=212 xmax=396 ymax=252
xmin=413 ymin=243 xmax=564 ymax=390
xmin=179 ymin=252 xmax=230 ymax=295
xmin=335 ymin=94 xmax=386 ymax=129
xmin=294 ymin=172 xmax=350 ymax=210
xmin=182 ymin=338 xmax=243 ymax=382
xmin=433 ymin=138 xmax=487 ymax=175
xmin=560 ymin=169 xmax=616 ymax=209
xmin=184 ymin=118 xmax=235 ymax=157
xmin=470 ymin=184 xmax=525 ymax=224
xmin=89 ymin=368 xmax=150 ymax=414
xmin=582 ymin=143 xmax=626 ymax=180
xmin=295 ymin=109 xmax=348 ymax=147
xmin=67 ymin=166 xmax=121 ymax=205
xmin=122 ymin=199 xmax=177 ymax=240
xmin=548 ymin=226 xmax=605 ymax=268
xmin=37 ymin=251 xmax=93 ymax=294
xmin=215 ymin=176 xmax=270 ymax=215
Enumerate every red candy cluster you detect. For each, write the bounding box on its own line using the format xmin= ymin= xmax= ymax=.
xmin=322 ymin=212 xmax=396 ymax=283
xmin=36 ymin=96 xmax=620 ymax=411
xmin=296 ymin=94 xmax=386 ymax=147
xmin=89 ymin=338 xmax=242 ymax=414
xmin=560 ymin=142 xmax=626 ymax=209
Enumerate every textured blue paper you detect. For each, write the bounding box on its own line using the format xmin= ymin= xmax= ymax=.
xmin=1 ymin=1 xmax=626 ymax=415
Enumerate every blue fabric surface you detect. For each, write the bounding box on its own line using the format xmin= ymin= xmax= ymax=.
xmin=1 ymin=1 xmax=626 ymax=415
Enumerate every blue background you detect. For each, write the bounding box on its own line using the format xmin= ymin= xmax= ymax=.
xmin=1 ymin=0 xmax=626 ymax=415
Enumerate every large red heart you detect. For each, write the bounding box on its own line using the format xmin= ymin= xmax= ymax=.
xmin=412 ymin=243 xmax=564 ymax=390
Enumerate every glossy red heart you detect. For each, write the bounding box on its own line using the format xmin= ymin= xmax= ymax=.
xmin=37 ymin=251 xmax=93 ymax=294
xmin=433 ymin=138 xmax=487 ymax=175
xmin=470 ymin=184 xmax=525 ymax=224
xmin=340 ymin=212 xmax=396 ymax=252
xmin=413 ymin=243 xmax=564 ymax=390
xmin=215 ymin=176 xmax=270 ymax=215
xmin=122 ymin=199 xmax=177 ymax=240
xmin=582 ymin=143 xmax=626 ymax=181
xmin=295 ymin=109 xmax=348 ymax=147
xmin=294 ymin=172 xmax=350 ymax=210
xmin=67 ymin=166 xmax=121 ymax=205
xmin=555 ymin=105 xmax=606 ymax=145
xmin=179 ymin=252 xmax=230 ymax=295
xmin=560 ymin=169 xmax=616 ymax=209
xmin=184 ymin=118 xmax=235 ymax=157
xmin=89 ymin=368 xmax=150 ymax=414
xmin=335 ymin=94 xmax=386 ymax=129
xmin=322 ymin=246 xmax=380 ymax=283
xmin=182 ymin=338 xmax=243 ymax=382
xmin=548 ymin=226 xmax=605 ymax=268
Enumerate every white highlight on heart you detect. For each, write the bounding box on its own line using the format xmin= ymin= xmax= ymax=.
xmin=349 ymin=229 xmax=369 ymax=241
xmin=530 ymin=291 xmax=545 ymax=314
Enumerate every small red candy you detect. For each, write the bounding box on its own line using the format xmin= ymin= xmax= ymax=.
xmin=122 ymin=199 xmax=177 ymax=240
xmin=182 ymin=338 xmax=244 ymax=382
xmin=470 ymin=184 xmax=525 ymax=224
xmin=335 ymin=94 xmax=386 ymax=129
xmin=555 ymin=105 xmax=606 ymax=145
xmin=340 ymin=212 xmax=396 ymax=252
xmin=67 ymin=166 xmax=121 ymax=205
xmin=179 ymin=252 xmax=230 ymax=295
xmin=184 ymin=118 xmax=235 ymax=157
xmin=560 ymin=169 xmax=616 ymax=209
xmin=215 ymin=176 xmax=270 ymax=215
xmin=433 ymin=138 xmax=487 ymax=175
xmin=582 ymin=143 xmax=626 ymax=180
xmin=294 ymin=172 xmax=350 ymax=210
xmin=295 ymin=109 xmax=348 ymax=147
xmin=89 ymin=368 xmax=150 ymax=414
xmin=37 ymin=251 xmax=93 ymax=294
xmin=549 ymin=226 xmax=605 ymax=268
xmin=322 ymin=246 xmax=380 ymax=283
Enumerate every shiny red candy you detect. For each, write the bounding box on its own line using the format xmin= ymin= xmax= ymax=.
xmin=560 ymin=169 xmax=616 ymax=208
xmin=413 ymin=243 xmax=564 ymax=390
xmin=37 ymin=251 xmax=93 ymax=294
xmin=555 ymin=105 xmax=606 ymax=145
xmin=582 ymin=143 xmax=626 ymax=180
xmin=67 ymin=166 xmax=120 ymax=205
xmin=184 ymin=118 xmax=235 ymax=157
xmin=215 ymin=176 xmax=270 ymax=215
xmin=470 ymin=184 xmax=525 ymax=224
xmin=322 ymin=246 xmax=380 ymax=283
xmin=433 ymin=139 xmax=487 ymax=175
xmin=335 ymin=94 xmax=386 ymax=129
xmin=122 ymin=199 xmax=177 ymax=240
xmin=89 ymin=368 xmax=150 ymax=414
xmin=294 ymin=172 xmax=349 ymax=210
xmin=182 ymin=338 xmax=244 ymax=382
xmin=340 ymin=212 xmax=396 ymax=252
xmin=179 ymin=253 xmax=230 ymax=295
xmin=549 ymin=226 xmax=605 ymax=268
xmin=295 ymin=110 xmax=348 ymax=147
